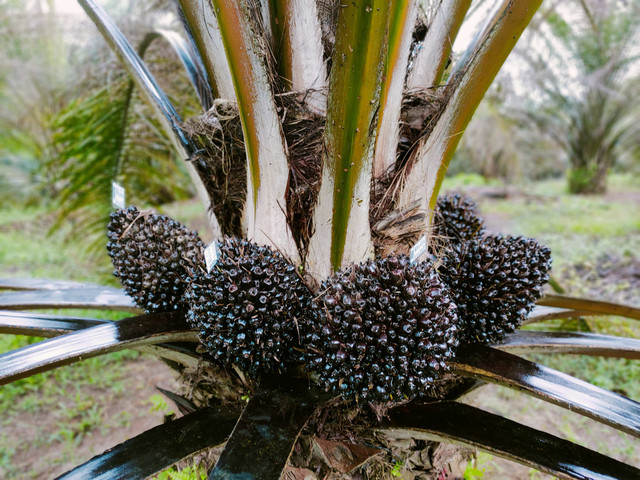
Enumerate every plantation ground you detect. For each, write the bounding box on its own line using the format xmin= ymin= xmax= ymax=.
xmin=0 ymin=174 xmax=638 ymax=479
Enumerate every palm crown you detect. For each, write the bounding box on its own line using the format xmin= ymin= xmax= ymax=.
xmin=1 ymin=1 xmax=639 ymax=479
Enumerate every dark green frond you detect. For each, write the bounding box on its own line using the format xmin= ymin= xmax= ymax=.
xmin=48 ymin=77 xmax=193 ymax=253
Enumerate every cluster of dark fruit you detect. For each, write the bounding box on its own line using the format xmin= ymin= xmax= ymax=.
xmin=433 ymin=193 xmax=485 ymax=242
xmin=434 ymin=194 xmax=552 ymax=344
xmin=107 ymin=206 xmax=203 ymax=313
xmin=304 ymin=256 xmax=459 ymax=401
xmin=184 ymin=237 xmax=313 ymax=377
xmin=107 ymin=196 xmax=551 ymax=402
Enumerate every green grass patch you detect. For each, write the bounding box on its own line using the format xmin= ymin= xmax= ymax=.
xmin=441 ymin=173 xmax=503 ymax=190
xmin=151 ymin=464 xmax=207 ymax=480
xmin=481 ymin=195 xmax=637 ymax=237
xmin=0 ymin=205 xmax=115 ymax=285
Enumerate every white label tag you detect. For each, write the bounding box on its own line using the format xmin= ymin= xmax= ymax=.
xmin=112 ymin=182 xmax=126 ymax=209
xmin=204 ymin=241 xmax=221 ymax=273
xmin=410 ymin=235 xmax=428 ymax=264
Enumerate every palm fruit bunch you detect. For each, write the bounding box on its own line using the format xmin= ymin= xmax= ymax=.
xmin=305 ymin=255 xmax=459 ymax=402
xmin=184 ymin=237 xmax=313 ymax=378
xmin=439 ymin=234 xmax=552 ymax=344
xmin=107 ymin=206 xmax=204 ymax=313
xmin=433 ymin=193 xmax=485 ymax=244
xmin=432 ymin=193 xmax=552 ymax=344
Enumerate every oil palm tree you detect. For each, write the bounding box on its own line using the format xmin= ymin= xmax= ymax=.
xmin=1 ymin=0 xmax=640 ymax=478
xmin=513 ymin=0 xmax=640 ymax=194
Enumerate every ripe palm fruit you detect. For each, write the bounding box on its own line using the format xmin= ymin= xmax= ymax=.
xmin=439 ymin=234 xmax=552 ymax=344
xmin=184 ymin=237 xmax=313 ymax=377
xmin=305 ymin=255 xmax=459 ymax=402
xmin=106 ymin=206 xmax=204 ymax=313
xmin=434 ymin=193 xmax=485 ymax=244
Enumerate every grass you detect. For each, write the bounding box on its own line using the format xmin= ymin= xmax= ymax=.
xmin=0 ymin=205 xmax=116 ymax=284
xmin=150 ymin=464 xmax=208 ymax=480
xmin=482 ymin=192 xmax=637 ymax=237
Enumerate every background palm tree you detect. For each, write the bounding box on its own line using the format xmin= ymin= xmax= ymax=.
xmin=1 ymin=0 xmax=640 ymax=479
xmin=510 ymin=0 xmax=640 ymax=194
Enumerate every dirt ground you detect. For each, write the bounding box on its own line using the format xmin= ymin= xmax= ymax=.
xmin=1 ymin=356 xmax=181 ymax=479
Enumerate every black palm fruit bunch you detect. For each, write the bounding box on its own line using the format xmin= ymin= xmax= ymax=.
xmin=305 ymin=255 xmax=459 ymax=402
xmin=106 ymin=206 xmax=204 ymax=313
xmin=184 ymin=237 xmax=314 ymax=378
xmin=433 ymin=193 xmax=485 ymax=244
xmin=439 ymin=234 xmax=552 ymax=344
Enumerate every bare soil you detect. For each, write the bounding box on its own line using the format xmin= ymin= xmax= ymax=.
xmin=1 ymin=356 xmax=180 ymax=479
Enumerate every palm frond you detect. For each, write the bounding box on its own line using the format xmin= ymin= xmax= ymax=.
xmin=0 ymin=311 xmax=196 ymax=385
xmin=209 ymin=0 xmax=298 ymax=261
xmin=49 ymin=77 xmax=134 ymax=248
xmin=0 ymin=277 xmax=104 ymax=291
xmin=373 ymin=1 xmax=418 ymax=179
xmin=526 ymin=305 xmax=587 ymax=323
xmin=0 ymin=311 xmax=105 ymax=336
xmin=383 ymin=401 xmax=640 ymax=480
xmin=0 ymin=287 xmax=138 ymax=312
xmin=0 ymin=310 xmax=209 ymax=368
xmin=406 ymin=0 xmax=471 ymax=89
xmin=56 ymin=405 xmax=239 ymax=480
xmin=209 ymin=376 xmax=331 ymax=478
xmin=538 ymin=294 xmax=640 ymax=321
xmin=268 ymin=0 xmax=327 ymax=113
xmin=176 ymin=0 xmax=235 ymax=99
xmin=77 ymin=0 xmax=194 ymax=156
xmin=140 ymin=29 xmax=214 ymax=111
xmin=77 ymin=0 xmax=221 ymax=237
xmin=307 ymin=1 xmax=393 ymax=277
xmin=49 ymin=73 xmax=195 ymax=253
xmin=453 ymin=344 xmax=640 ymax=438
xmin=499 ymin=330 xmax=640 ymax=359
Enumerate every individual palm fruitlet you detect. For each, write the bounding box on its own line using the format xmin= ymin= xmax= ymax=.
xmin=434 ymin=193 xmax=485 ymax=244
xmin=106 ymin=206 xmax=204 ymax=313
xmin=305 ymin=255 xmax=459 ymax=402
xmin=184 ymin=237 xmax=313 ymax=377
xmin=439 ymin=234 xmax=552 ymax=344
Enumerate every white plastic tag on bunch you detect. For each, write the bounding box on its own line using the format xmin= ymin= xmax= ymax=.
xmin=204 ymin=241 xmax=221 ymax=273
xmin=112 ymin=182 xmax=126 ymax=209
xmin=409 ymin=235 xmax=428 ymax=264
